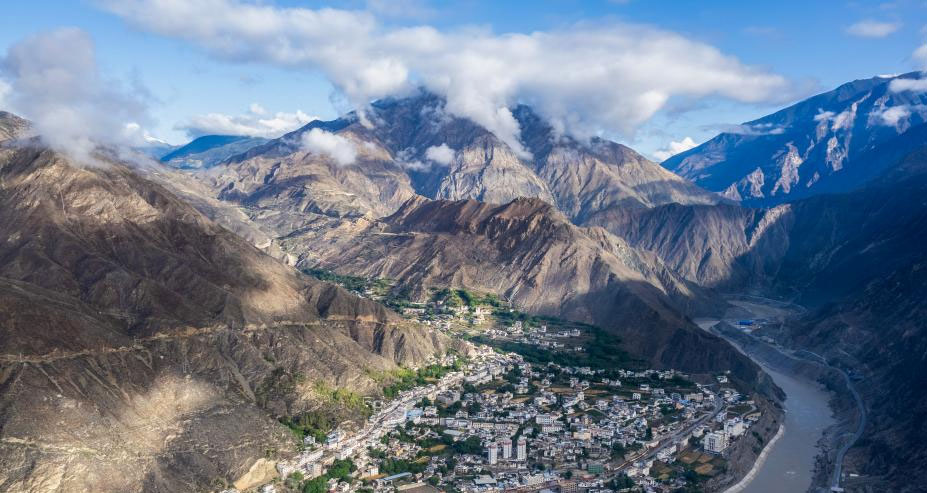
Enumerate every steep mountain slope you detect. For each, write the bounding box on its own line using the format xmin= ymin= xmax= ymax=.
xmin=774 ymin=172 xmax=927 ymax=491
xmin=292 ymin=196 xmax=709 ymax=324
xmin=161 ymin=134 xmax=267 ymax=169
xmin=281 ymin=196 xmax=767 ymax=384
xmin=664 ymin=72 xmax=927 ymax=205
xmin=0 ymin=133 xmax=447 ymax=492
xmin=0 ymin=111 xmax=29 ymax=141
xmin=584 ymin=202 xmax=792 ymax=287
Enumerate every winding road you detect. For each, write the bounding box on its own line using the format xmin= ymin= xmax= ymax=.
xmin=793 ymin=350 xmax=866 ymax=490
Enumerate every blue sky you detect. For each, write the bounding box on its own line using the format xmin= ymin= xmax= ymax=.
xmin=1 ymin=0 xmax=925 ymax=158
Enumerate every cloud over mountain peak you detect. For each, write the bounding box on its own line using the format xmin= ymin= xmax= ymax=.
xmin=100 ymin=0 xmax=792 ymax=154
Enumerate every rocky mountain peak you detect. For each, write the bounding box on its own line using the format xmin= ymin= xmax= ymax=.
xmin=663 ymin=72 xmax=927 ymax=205
xmin=198 ymin=90 xmax=719 ymax=228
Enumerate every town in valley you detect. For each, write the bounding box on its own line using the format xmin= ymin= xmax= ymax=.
xmin=240 ymin=273 xmax=766 ymax=493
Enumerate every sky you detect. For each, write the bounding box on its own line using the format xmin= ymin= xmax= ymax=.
xmin=0 ymin=0 xmax=925 ymax=160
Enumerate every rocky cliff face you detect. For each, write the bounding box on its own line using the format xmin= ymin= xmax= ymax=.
xmin=201 ymin=123 xmax=419 ymax=227
xmin=0 ymin=141 xmax=448 ymax=492
xmin=663 ymin=72 xmax=927 ymax=206
xmin=585 ymin=201 xmax=793 ymax=288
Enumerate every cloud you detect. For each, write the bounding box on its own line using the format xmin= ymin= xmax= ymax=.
xmin=813 ymin=109 xmax=835 ymax=122
xmin=424 ymin=143 xmax=455 ymax=165
xmin=889 ymin=77 xmax=927 ymax=93
xmin=178 ymin=104 xmax=317 ymax=138
xmin=0 ymin=28 xmax=152 ymax=164
xmin=875 ymin=105 xmax=911 ymax=126
xmin=652 ymin=136 xmax=697 ymax=161
xmin=100 ymin=0 xmax=791 ymax=159
xmin=0 ymin=79 xmax=10 ymax=107
xmin=718 ymin=122 xmax=787 ymax=136
xmin=914 ymin=42 xmax=927 ymax=70
xmin=813 ymin=108 xmax=857 ymax=131
xmin=391 ymin=147 xmax=427 ymax=170
xmin=871 ymin=104 xmax=927 ymax=126
xmin=846 ymin=20 xmax=901 ymax=38
xmin=300 ymin=128 xmax=357 ymax=165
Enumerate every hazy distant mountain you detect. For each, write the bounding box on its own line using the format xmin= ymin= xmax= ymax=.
xmin=132 ymin=137 xmax=178 ymax=159
xmin=161 ymin=134 xmax=267 ymax=169
xmin=0 ymin=130 xmax=446 ymax=492
xmin=663 ymin=72 xmax=927 ymax=205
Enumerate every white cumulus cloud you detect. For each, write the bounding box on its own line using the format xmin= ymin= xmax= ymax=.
xmin=424 ymin=143 xmax=455 ymax=165
xmin=846 ymin=20 xmax=901 ymax=38
xmin=876 ymin=105 xmax=911 ymax=126
xmin=652 ymin=136 xmax=697 ymax=161
xmin=889 ymin=77 xmax=927 ymax=93
xmin=301 ymin=128 xmax=357 ymax=165
xmin=100 ymin=0 xmax=791 ymax=159
xmin=872 ymin=104 xmax=927 ymax=127
xmin=179 ymin=104 xmax=317 ymax=138
xmin=0 ymin=28 xmax=152 ymax=164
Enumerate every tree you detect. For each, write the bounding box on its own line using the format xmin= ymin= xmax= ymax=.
xmin=611 ymin=442 xmax=626 ymax=459
xmin=286 ymin=472 xmax=304 ymax=489
xmin=302 ymin=477 xmax=327 ymax=493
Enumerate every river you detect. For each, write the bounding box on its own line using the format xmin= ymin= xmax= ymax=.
xmin=696 ymin=312 xmax=835 ymax=493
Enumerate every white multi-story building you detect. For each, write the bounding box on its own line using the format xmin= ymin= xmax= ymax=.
xmin=536 ymin=414 xmax=555 ymax=425
xmin=487 ymin=442 xmax=499 ymax=465
xmin=704 ymin=431 xmax=730 ymax=454
xmin=516 ymin=437 xmax=527 ymax=461
xmin=502 ymin=440 xmax=512 ymax=459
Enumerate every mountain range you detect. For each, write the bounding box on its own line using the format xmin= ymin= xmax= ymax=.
xmin=2 ymin=70 xmax=927 ymax=492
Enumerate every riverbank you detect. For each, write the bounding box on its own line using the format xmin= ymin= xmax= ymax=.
xmin=723 ymin=423 xmax=785 ymax=493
